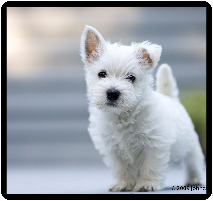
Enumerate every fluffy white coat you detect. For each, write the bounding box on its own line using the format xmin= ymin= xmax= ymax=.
xmin=80 ymin=25 xmax=205 ymax=191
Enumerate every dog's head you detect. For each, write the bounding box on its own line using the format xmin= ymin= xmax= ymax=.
xmin=80 ymin=25 xmax=162 ymax=114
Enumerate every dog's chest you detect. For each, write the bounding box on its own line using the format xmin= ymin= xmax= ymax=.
xmin=108 ymin=116 xmax=145 ymax=163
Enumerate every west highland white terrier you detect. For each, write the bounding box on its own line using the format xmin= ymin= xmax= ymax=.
xmin=80 ymin=25 xmax=205 ymax=192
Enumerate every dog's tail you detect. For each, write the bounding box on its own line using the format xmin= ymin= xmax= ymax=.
xmin=156 ymin=63 xmax=179 ymax=100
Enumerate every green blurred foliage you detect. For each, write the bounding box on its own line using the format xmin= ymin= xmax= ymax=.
xmin=180 ymin=89 xmax=206 ymax=156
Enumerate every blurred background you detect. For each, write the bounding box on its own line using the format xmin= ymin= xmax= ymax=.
xmin=7 ymin=7 xmax=206 ymax=194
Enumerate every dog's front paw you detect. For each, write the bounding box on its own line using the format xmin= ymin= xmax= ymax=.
xmin=109 ymin=182 xmax=134 ymax=192
xmin=133 ymin=181 xmax=162 ymax=192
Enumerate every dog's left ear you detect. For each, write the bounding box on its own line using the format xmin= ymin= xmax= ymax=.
xmin=136 ymin=42 xmax=162 ymax=70
xmin=80 ymin=25 xmax=106 ymax=65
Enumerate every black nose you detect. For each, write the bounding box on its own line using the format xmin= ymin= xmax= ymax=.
xmin=106 ymin=88 xmax=120 ymax=102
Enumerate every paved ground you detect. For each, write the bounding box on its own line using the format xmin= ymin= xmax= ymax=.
xmin=7 ymin=164 xmax=206 ymax=194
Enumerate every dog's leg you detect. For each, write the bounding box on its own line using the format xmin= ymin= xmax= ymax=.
xmin=133 ymin=147 xmax=169 ymax=191
xmin=108 ymin=156 xmax=136 ymax=192
xmin=184 ymin=135 xmax=205 ymax=186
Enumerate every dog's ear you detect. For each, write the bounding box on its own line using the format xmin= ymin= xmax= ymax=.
xmin=80 ymin=25 xmax=106 ymax=64
xmin=136 ymin=42 xmax=162 ymax=70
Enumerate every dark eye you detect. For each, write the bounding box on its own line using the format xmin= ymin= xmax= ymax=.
xmin=126 ymin=74 xmax=135 ymax=83
xmin=98 ymin=71 xmax=107 ymax=78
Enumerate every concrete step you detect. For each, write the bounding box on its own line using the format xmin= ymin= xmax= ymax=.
xmin=7 ymin=119 xmax=90 ymax=144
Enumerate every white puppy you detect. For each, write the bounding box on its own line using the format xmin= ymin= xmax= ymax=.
xmin=80 ymin=25 xmax=205 ymax=192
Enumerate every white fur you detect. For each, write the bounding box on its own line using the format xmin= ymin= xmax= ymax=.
xmin=156 ymin=63 xmax=179 ymax=100
xmin=80 ymin=25 xmax=205 ymax=192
